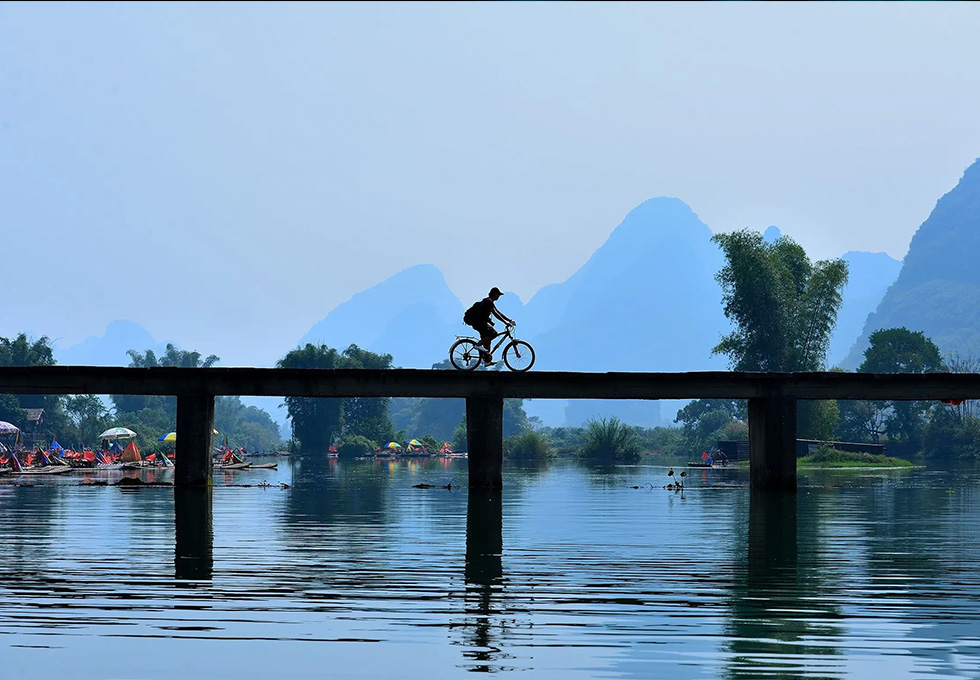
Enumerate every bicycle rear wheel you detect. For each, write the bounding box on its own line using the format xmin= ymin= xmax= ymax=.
xmin=450 ymin=338 xmax=483 ymax=371
xmin=503 ymin=340 xmax=535 ymax=372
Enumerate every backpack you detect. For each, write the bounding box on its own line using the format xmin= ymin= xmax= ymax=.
xmin=463 ymin=303 xmax=479 ymax=325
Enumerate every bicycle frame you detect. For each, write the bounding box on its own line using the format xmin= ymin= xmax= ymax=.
xmin=457 ymin=325 xmax=515 ymax=358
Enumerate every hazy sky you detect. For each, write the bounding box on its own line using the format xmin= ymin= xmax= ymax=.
xmin=3 ymin=2 xmax=980 ymax=366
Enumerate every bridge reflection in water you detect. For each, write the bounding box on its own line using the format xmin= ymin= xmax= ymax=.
xmin=463 ymin=490 xmax=505 ymax=672
xmin=174 ymin=489 xmax=214 ymax=581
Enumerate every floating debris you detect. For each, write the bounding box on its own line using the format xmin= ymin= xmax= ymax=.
xmin=112 ymin=477 xmax=173 ymax=487
xmin=412 ymin=479 xmax=456 ymax=490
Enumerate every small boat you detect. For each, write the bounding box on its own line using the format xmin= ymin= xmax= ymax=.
xmin=214 ymin=462 xmax=251 ymax=470
xmin=15 ymin=466 xmax=74 ymax=475
xmin=247 ymin=462 xmax=278 ymax=470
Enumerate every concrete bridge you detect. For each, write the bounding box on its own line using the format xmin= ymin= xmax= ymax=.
xmin=3 ymin=365 xmax=979 ymax=491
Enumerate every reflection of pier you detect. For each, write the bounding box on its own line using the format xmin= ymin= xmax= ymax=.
xmin=463 ymin=490 xmax=504 ymax=672
xmin=174 ymin=489 xmax=213 ymax=580
xmin=5 ymin=366 xmax=980 ymax=491
xmin=725 ymin=492 xmax=844 ymax=679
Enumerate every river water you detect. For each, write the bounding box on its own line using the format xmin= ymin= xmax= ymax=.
xmin=1 ymin=458 xmax=979 ymax=679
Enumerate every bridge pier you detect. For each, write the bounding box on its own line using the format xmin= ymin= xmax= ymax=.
xmin=748 ymin=394 xmax=797 ymax=491
xmin=466 ymin=396 xmax=503 ymax=489
xmin=175 ymin=392 xmax=214 ymax=488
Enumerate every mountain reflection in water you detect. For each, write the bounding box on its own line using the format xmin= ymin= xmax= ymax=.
xmin=1 ymin=460 xmax=979 ymax=679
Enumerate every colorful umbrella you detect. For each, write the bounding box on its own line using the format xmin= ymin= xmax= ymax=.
xmin=0 ymin=421 xmax=20 ymax=435
xmin=157 ymin=429 xmax=219 ymax=442
xmin=408 ymin=439 xmax=423 ymax=446
xmin=385 ymin=441 xmax=403 ymax=449
xmin=99 ymin=427 xmax=137 ymax=441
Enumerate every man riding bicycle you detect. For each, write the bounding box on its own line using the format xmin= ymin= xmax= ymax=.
xmin=463 ymin=287 xmax=514 ymax=367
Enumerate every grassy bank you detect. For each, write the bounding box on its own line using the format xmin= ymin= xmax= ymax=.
xmin=798 ymin=448 xmax=915 ymax=468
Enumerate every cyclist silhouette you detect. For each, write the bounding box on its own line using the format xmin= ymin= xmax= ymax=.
xmin=463 ymin=287 xmax=514 ymax=366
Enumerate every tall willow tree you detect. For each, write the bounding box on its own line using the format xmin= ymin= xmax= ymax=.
xmin=712 ymin=230 xmax=849 ymax=371
xmin=711 ymin=230 xmax=848 ymax=439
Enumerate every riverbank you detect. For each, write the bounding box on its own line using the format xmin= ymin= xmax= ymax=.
xmin=798 ymin=450 xmax=915 ymax=468
xmin=732 ymin=450 xmax=917 ymax=469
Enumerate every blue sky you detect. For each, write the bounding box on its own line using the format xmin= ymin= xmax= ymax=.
xmin=3 ymin=2 xmax=980 ymax=366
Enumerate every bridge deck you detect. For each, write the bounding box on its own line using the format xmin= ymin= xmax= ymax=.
xmin=2 ymin=366 xmax=980 ymax=400
xmin=3 ymin=366 xmax=977 ymax=492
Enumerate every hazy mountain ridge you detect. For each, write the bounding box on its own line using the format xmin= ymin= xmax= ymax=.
xmin=53 ymin=189 xmax=928 ymax=430
xmin=843 ymin=158 xmax=980 ymax=367
xmin=299 ymin=264 xmax=464 ymax=368
xmin=55 ymin=320 xmax=166 ymax=367
xmin=290 ymin=196 xmax=910 ymax=426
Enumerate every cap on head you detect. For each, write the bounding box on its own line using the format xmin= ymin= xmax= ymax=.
xmin=489 ymin=287 xmax=503 ymax=299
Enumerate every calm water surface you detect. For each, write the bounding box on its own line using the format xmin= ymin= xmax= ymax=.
xmin=1 ymin=459 xmax=979 ymax=679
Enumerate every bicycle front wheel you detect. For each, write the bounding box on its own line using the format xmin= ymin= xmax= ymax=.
xmin=503 ymin=340 xmax=535 ymax=372
xmin=450 ymin=338 xmax=483 ymax=371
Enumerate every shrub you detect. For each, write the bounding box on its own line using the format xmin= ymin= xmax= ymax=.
xmin=505 ymin=431 xmax=553 ymax=462
xmin=337 ymin=435 xmax=376 ymax=459
xmin=581 ymin=417 xmax=641 ymax=464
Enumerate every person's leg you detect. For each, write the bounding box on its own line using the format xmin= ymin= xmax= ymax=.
xmin=478 ymin=323 xmax=496 ymax=356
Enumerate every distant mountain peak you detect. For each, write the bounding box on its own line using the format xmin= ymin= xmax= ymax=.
xmin=298 ymin=263 xmax=463 ymax=367
xmin=763 ymin=225 xmax=782 ymax=242
xmin=55 ymin=319 xmax=162 ymax=367
xmin=840 ymin=157 xmax=980 ymax=366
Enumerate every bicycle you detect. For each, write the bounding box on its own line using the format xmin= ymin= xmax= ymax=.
xmin=449 ymin=323 xmax=536 ymax=372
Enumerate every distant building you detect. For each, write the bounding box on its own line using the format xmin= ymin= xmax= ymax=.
xmin=24 ymin=408 xmax=44 ymax=430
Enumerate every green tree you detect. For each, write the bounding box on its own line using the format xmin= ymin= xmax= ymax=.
xmin=214 ymin=396 xmax=282 ymax=452
xmin=114 ymin=344 xmax=220 ymax=417
xmin=675 ymin=399 xmax=745 ymax=452
xmin=63 ymin=395 xmax=111 ymax=448
xmin=339 ymin=345 xmax=395 ymax=443
xmin=922 ymin=405 xmax=980 ymax=464
xmin=277 ymin=343 xmax=344 ymax=452
xmin=798 ymin=400 xmax=840 ymax=441
xmin=503 ymin=399 xmax=531 ymax=438
xmin=275 ymin=343 xmax=396 ymax=452
xmin=859 ymin=328 xmax=945 ymax=453
xmin=398 ymin=398 xmax=466 ymax=442
xmin=837 ymin=399 xmax=887 ymax=444
xmin=0 ymin=394 xmax=26 ymax=429
xmin=0 ymin=333 xmax=66 ymax=438
xmin=712 ymin=230 xmax=848 ymax=371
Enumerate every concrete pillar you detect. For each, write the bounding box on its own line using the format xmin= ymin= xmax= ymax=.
xmin=466 ymin=396 xmax=503 ymax=490
xmin=175 ymin=392 xmax=214 ymax=488
xmin=748 ymin=394 xmax=797 ymax=491
xmin=174 ymin=489 xmax=213 ymax=580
